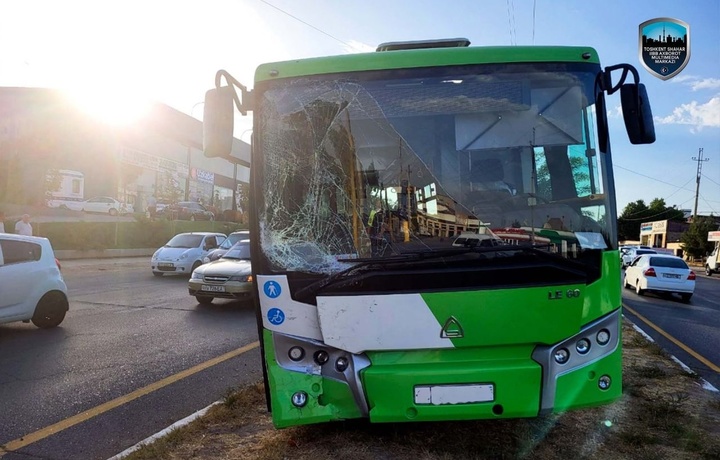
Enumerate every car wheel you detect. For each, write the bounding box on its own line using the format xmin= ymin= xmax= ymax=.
xmin=31 ymin=291 xmax=68 ymax=328
xmin=623 ymin=275 xmax=630 ymax=289
xmin=680 ymin=293 xmax=692 ymax=303
xmin=635 ymin=280 xmax=645 ymax=296
xmin=109 ymin=208 xmax=118 ymax=216
xmin=196 ymin=296 xmax=213 ymax=305
xmin=190 ymin=215 xmax=196 ymax=221
xmin=153 ymin=271 xmax=164 ymax=277
xmin=191 ymin=261 xmax=202 ymax=272
xmin=706 ymin=265 xmax=712 ymax=276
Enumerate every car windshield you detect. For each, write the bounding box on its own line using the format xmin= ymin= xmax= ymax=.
xmin=165 ymin=234 xmax=204 ymax=248
xmin=222 ymin=241 xmax=251 ymax=260
xmin=220 ymin=232 xmax=249 ymax=249
xmin=649 ymin=257 xmax=688 ymax=269
xmin=256 ymin=62 xmax=610 ymax=275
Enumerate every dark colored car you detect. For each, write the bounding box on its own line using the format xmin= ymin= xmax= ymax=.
xmin=203 ymin=230 xmax=250 ymax=263
xmin=161 ymin=201 xmax=215 ymax=221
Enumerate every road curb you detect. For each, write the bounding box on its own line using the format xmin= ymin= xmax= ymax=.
xmin=107 ymin=402 xmax=221 ymax=460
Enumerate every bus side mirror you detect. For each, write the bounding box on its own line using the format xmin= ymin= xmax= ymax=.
xmin=203 ymin=86 xmax=235 ymax=158
xmin=621 ymin=83 xmax=655 ymax=144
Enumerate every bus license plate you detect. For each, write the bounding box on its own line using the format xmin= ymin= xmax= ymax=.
xmin=414 ymin=384 xmax=494 ymax=405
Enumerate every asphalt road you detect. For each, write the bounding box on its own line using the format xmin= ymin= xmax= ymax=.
xmin=0 ymin=258 xmax=262 ymax=460
xmin=622 ymin=271 xmax=720 ymax=390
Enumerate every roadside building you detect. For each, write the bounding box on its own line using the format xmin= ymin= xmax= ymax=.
xmin=0 ymin=87 xmax=249 ymax=218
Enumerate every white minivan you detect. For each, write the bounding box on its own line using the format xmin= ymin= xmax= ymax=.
xmin=0 ymin=234 xmax=69 ymax=328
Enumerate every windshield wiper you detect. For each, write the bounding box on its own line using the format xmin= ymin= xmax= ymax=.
xmin=295 ymin=244 xmax=587 ymax=301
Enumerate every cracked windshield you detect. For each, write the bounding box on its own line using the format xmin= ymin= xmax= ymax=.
xmin=258 ymin=65 xmax=608 ymax=274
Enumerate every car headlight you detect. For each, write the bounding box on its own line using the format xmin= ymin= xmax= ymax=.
xmin=180 ymin=253 xmax=188 ymax=259
xmin=191 ymin=271 xmax=203 ymax=280
xmin=152 ymin=251 xmax=159 ymax=261
xmin=202 ymin=256 xmax=210 ymax=264
xmin=228 ymin=275 xmax=253 ymax=282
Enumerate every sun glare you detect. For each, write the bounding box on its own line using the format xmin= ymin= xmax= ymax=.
xmin=65 ymin=87 xmax=152 ymax=125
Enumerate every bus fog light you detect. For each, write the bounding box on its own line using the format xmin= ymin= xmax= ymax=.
xmin=291 ymin=391 xmax=308 ymax=407
xmin=554 ymin=348 xmax=570 ymax=364
xmin=596 ymin=329 xmax=610 ymax=345
xmin=314 ymin=350 xmax=329 ymax=365
xmin=576 ymin=339 xmax=591 ymax=355
xmin=598 ymin=375 xmax=611 ymax=390
xmin=335 ymin=357 xmax=349 ymax=372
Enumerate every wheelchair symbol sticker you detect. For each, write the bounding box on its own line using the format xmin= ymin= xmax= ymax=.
xmin=263 ymin=280 xmax=281 ymax=298
xmin=267 ymin=308 xmax=285 ymax=325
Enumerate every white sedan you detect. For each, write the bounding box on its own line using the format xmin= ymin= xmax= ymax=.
xmin=67 ymin=196 xmax=133 ymax=216
xmin=624 ymin=254 xmax=695 ymax=302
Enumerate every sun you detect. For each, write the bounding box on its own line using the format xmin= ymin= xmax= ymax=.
xmin=64 ymin=85 xmax=152 ymax=125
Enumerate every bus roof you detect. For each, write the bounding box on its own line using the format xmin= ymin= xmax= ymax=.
xmin=254 ymin=46 xmax=600 ymax=83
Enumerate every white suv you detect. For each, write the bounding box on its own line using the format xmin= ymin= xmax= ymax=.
xmin=0 ymin=234 xmax=69 ymax=328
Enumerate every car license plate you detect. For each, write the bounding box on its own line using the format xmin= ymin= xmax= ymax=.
xmin=663 ymin=274 xmax=681 ymax=279
xmin=201 ymin=285 xmax=226 ymax=292
xmin=158 ymin=262 xmax=174 ymax=268
xmin=414 ymin=384 xmax=494 ymax=405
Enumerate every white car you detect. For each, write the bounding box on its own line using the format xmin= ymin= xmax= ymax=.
xmin=0 ymin=233 xmax=69 ymax=328
xmin=66 ymin=196 xmax=133 ymax=216
xmin=620 ymin=247 xmax=657 ymax=268
xmin=151 ymin=232 xmax=226 ymax=276
xmin=624 ymin=254 xmax=696 ymax=302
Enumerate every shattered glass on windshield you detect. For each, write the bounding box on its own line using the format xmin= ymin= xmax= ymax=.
xmin=256 ymin=64 xmax=611 ymax=274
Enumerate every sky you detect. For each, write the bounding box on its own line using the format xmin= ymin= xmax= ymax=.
xmin=1 ymin=0 xmax=718 ymax=215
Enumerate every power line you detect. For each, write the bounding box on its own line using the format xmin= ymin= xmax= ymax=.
xmin=256 ymin=0 xmax=361 ymax=51
xmin=702 ymin=172 xmax=720 ymax=188
xmin=614 ymin=163 xmax=695 ymax=192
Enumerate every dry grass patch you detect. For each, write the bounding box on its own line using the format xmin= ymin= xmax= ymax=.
xmin=125 ymin=320 xmax=720 ymax=460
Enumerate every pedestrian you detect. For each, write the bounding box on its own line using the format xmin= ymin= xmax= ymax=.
xmin=15 ymin=214 xmax=33 ymax=236
xmin=147 ymin=195 xmax=157 ymax=218
xmin=0 ymin=210 xmax=5 ymax=233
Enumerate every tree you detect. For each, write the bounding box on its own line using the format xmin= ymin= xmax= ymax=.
xmin=617 ymin=198 xmax=686 ymax=241
xmin=681 ymin=217 xmax=718 ymax=260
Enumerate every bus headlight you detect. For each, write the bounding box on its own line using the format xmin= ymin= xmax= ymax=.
xmin=553 ymin=348 xmax=570 ymax=364
xmin=575 ymin=338 xmax=591 ymax=355
xmin=596 ymin=329 xmax=610 ymax=346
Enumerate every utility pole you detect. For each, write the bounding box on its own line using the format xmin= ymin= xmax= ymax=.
xmin=691 ymin=147 xmax=708 ymax=220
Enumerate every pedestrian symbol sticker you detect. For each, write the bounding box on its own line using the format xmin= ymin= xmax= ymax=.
xmin=267 ymin=308 xmax=285 ymax=325
xmin=264 ymin=280 xmax=281 ymax=298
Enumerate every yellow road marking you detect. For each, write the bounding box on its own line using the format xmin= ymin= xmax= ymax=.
xmin=1 ymin=341 xmax=260 ymax=454
xmin=624 ymin=304 xmax=720 ymax=373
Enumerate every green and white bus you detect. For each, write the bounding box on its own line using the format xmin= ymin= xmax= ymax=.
xmin=203 ymin=39 xmax=655 ymax=428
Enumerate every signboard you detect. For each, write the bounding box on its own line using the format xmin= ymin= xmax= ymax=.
xmin=639 ymin=17 xmax=690 ymax=81
xmin=119 ymin=148 xmax=189 ymax=177
xmin=191 ymin=167 xmax=215 ymax=184
xmin=640 ymin=220 xmax=667 ymax=234
xmin=708 ymin=231 xmax=720 ymax=242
